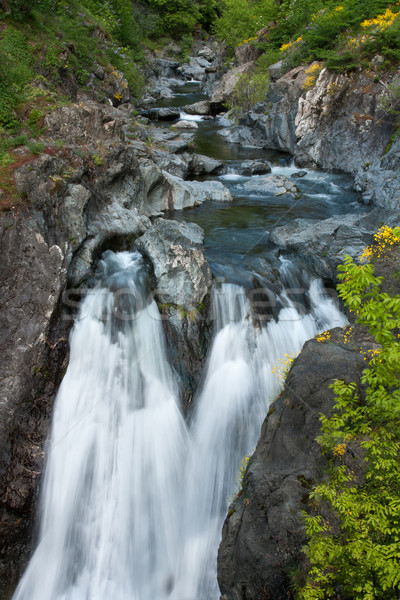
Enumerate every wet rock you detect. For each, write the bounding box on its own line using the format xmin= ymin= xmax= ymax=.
xmin=291 ymin=170 xmax=307 ymax=178
xmin=218 ymin=329 xmax=368 ymax=600
xmin=140 ymin=107 xmax=181 ymax=121
xmin=270 ymin=209 xmax=400 ymax=283
xmin=135 ymin=219 xmax=211 ymax=309
xmin=172 ymin=120 xmax=199 ymax=130
xmin=237 ymin=175 xmax=300 ymax=196
xmin=188 ymin=153 xmax=226 ymax=176
xmin=162 ymin=172 xmax=233 ymax=208
xmin=182 ymin=100 xmax=210 ymax=115
xmin=135 ymin=219 xmax=212 ymax=409
xmin=240 ymin=160 xmax=271 ymax=175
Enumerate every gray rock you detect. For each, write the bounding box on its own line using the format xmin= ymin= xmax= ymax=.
xmin=162 ymin=172 xmax=233 ymax=208
xmin=291 ymin=170 xmax=307 ymax=178
xmin=210 ymin=62 xmax=255 ymax=112
xmin=135 ymin=219 xmax=211 ymax=309
xmin=154 ymin=58 xmax=180 ymax=78
xmin=240 ymin=160 xmax=271 ymax=175
xmin=237 ymin=174 xmax=300 ymax=196
xmin=197 ymin=46 xmax=214 ymax=61
xmin=135 ymin=218 xmax=212 ymax=411
xmin=294 ymin=69 xmax=397 ymax=173
xmin=182 ymin=100 xmax=210 ymax=115
xmin=151 ymin=150 xmax=189 ymax=179
xmin=270 ymin=209 xmax=400 ymax=282
xmin=172 ymin=120 xmax=199 ymax=130
xmin=354 ymin=164 xmax=400 ymax=209
xmin=268 ymin=60 xmax=284 ymax=82
xmin=141 ymin=107 xmax=181 ymax=121
xmin=188 ymin=153 xmax=226 ymax=176
xmin=218 ymin=329 xmax=368 ymax=600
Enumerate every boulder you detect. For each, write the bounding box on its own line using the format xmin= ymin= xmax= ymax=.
xmin=172 ymin=120 xmax=199 ymax=130
xmin=268 ymin=60 xmax=284 ymax=82
xmin=162 ymin=172 xmax=233 ymax=209
xmin=140 ymin=107 xmax=181 ymax=121
xmin=182 ymin=100 xmax=210 ymax=115
xmin=135 ymin=219 xmax=212 ymax=409
xmin=237 ymin=174 xmax=300 ymax=196
xmin=240 ymin=160 xmax=271 ymax=175
xmin=188 ymin=153 xmax=226 ymax=176
xmin=135 ymin=219 xmax=211 ymax=309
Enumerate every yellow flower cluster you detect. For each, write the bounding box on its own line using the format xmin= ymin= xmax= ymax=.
xmin=280 ymin=36 xmax=303 ymax=53
xmin=343 ymin=327 xmax=352 ymax=344
xmin=359 ymin=225 xmax=400 ymax=262
xmin=361 ymin=348 xmax=381 ymax=361
xmin=361 ymin=6 xmax=400 ymax=31
xmin=333 ymin=443 xmax=346 ymax=457
xmin=348 ymin=34 xmax=372 ymax=48
xmin=237 ymin=36 xmax=258 ymax=47
xmin=316 ymin=330 xmax=331 ymax=342
xmin=271 ymin=353 xmax=295 ymax=381
xmin=303 ymin=63 xmax=323 ymax=90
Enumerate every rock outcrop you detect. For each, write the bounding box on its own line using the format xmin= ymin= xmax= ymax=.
xmin=270 ymin=209 xmax=400 ymax=283
xmin=218 ymin=61 xmax=400 ymax=207
xmin=135 ymin=219 xmax=212 ymax=409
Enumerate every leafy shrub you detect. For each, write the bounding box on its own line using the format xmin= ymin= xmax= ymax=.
xmin=0 ymin=26 xmax=34 ymax=129
xmin=228 ymin=69 xmax=269 ymax=122
xmin=214 ymin=0 xmax=278 ymax=50
xmin=298 ymin=226 xmax=400 ymax=600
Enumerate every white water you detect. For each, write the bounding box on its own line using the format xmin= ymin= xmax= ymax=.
xmin=13 ymin=251 xmax=346 ymax=600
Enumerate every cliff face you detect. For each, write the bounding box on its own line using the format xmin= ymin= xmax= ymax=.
xmin=218 ymin=61 xmax=400 ymax=208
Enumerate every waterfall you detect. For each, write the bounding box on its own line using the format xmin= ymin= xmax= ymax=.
xmin=13 ymin=251 xmax=188 ymax=600
xmin=13 ymin=252 xmax=346 ymax=600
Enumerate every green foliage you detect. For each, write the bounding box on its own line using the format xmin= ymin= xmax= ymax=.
xmin=214 ymin=0 xmax=278 ymax=50
xmin=298 ymin=227 xmax=400 ymax=600
xmin=228 ymin=69 xmax=269 ymax=122
xmin=0 ymin=26 xmax=34 ymax=129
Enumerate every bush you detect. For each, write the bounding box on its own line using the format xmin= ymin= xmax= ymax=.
xmin=214 ymin=0 xmax=278 ymax=50
xmin=298 ymin=226 xmax=400 ymax=600
xmin=228 ymin=69 xmax=269 ymax=122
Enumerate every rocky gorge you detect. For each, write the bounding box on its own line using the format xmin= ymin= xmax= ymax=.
xmin=0 ymin=31 xmax=399 ymax=600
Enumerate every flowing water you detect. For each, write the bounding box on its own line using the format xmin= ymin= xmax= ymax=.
xmin=13 ymin=81 xmax=360 ymax=599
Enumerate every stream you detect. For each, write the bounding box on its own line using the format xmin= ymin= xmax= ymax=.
xmin=12 ymin=81 xmax=367 ymax=600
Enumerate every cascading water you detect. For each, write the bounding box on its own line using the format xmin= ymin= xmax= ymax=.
xmin=13 ymin=251 xmax=346 ymax=600
xmin=13 ymin=251 xmax=188 ymax=600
